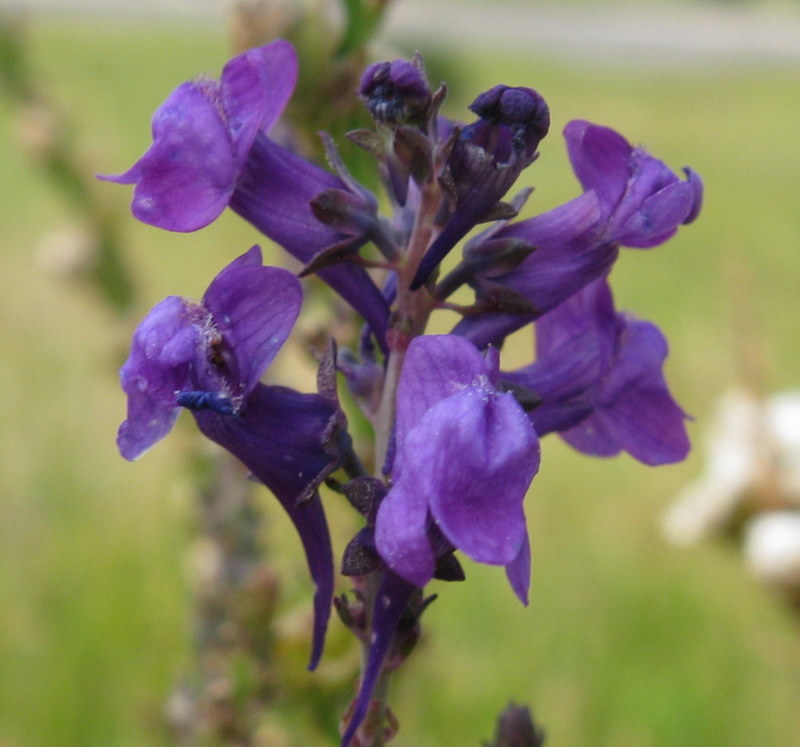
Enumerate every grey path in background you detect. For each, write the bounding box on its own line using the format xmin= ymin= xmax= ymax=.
xmin=8 ymin=0 xmax=800 ymax=64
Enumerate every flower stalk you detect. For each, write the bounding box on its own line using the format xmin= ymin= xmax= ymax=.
xmin=104 ymin=34 xmax=702 ymax=746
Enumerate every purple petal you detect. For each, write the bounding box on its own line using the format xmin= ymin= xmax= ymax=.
xmin=394 ymin=334 xmax=489 ymax=441
xmin=231 ymin=135 xmax=342 ymax=245
xmin=452 ymin=191 xmax=615 ymax=349
xmin=217 ymin=243 xmax=263 ymax=270
xmin=230 ymin=135 xmax=390 ymax=350
xmin=408 ymin=388 xmax=538 ymax=565
xmin=504 ymin=532 xmax=531 ymax=606
xmin=501 ymin=191 xmax=613 ymax=312
xmin=378 ymin=335 xmax=539 ymax=596
xmin=221 ymin=40 xmax=298 ymax=165
xmin=588 ymin=317 xmax=690 ymax=464
xmin=534 ymin=274 xmax=616 ymax=359
xmin=560 ymin=413 xmax=622 ymax=458
xmin=203 ymin=248 xmax=302 ymax=393
xmin=518 ymin=279 xmax=690 ymax=465
xmin=374 ymin=480 xmax=435 ymax=587
xmin=340 ymin=572 xmax=417 ymax=747
xmin=117 ymin=296 xmax=197 ymax=460
xmin=682 ymin=167 xmax=704 ymax=224
xmin=117 ymin=390 xmax=180 ymax=462
xmin=614 ymin=179 xmax=693 ymax=248
xmin=501 ymin=190 xmax=603 ymax=253
xmin=193 ymin=384 xmax=338 ymax=669
xmin=619 ymin=147 xmax=679 ymax=210
xmin=503 ymin=328 xmax=603 ymax=436
xmin=499 ymin=278 xmax=616 ymax=435
xmin=101 ymin=82 xmax=235 ymax=231
xmin=101 ymin=43 xmax=299 ymax=233
xmin=564 ymin=120 xmax=632 ymax=213
xmin=195 ymin=383 xmax=338 ymax=508
xmin=609 ymin=146 xmax=690 ymax=247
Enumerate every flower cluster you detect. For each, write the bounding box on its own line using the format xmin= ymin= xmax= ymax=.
xmin=107 ymin=41 xmax=701 ymax=744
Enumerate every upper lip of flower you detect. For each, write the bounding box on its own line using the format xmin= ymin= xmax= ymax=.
xmin=564 ymin=119 xmax=703 ymax=246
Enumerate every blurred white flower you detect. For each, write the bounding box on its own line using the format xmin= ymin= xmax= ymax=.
xmin=744 ymin=511 xmax=800 ymax=587
xmin=662 ymin=388 xmax=800 ymax=546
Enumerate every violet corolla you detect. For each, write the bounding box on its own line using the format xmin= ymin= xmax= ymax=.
xmin=117 ymin=246 xmax=337 ymax=668
xmin=565 ymin=120 xmax=703 ymax=246
xmin=375 ymin=335 xmax=540 ymax=603
xmin=101 ymin=43 xmax=297 ymax=232
xmin=502 ymin=277 xmax=690 ymax=466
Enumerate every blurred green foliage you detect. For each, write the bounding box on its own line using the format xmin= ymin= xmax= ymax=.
xmin=1 ymin=12 xmax=800 ymax=747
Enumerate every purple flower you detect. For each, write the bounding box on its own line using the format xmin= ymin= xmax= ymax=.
xmin=374 ymin=335 xmax=540 ymax=604
xmin=502 ymin=277 xmax=690 ymax=466
xmin=565 ymin=120 xmax=703 ymax=247
xmin=453 ymin=120 xmax=703 ymax=349
xmin=411 ymin=85 xmax=550 ymax=289
xmin=101 ymin=41 xmax=390 ymax=350
xmin=101 ymin=41 xmax=297 ymax=232
xmin=118 ymin=246 xmax=337 ymax=668
xmin=191 ymin=383 xmax=337 ymax=671
xmin=118 ymin=246 xmax=302 ymax=457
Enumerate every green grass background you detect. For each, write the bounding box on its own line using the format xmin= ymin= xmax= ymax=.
xmin=2 ymin=10 xmax=800 ymax=746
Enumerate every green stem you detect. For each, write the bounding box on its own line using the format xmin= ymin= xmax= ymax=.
xmin=373 ymin=180 xmax=441 ymax=470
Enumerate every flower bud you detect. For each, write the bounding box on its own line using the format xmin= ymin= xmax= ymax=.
xmin=467 ymin=85 xmax=550 ymax=159
xmin=359 ymin=59 xmax=432 ymax=126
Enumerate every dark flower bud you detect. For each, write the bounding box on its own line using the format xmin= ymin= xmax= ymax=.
xmin=359 ymin=59 xmax=432 ymax=126
xmin=471 ymin=85 xmax=548 ymax=128
xmin=468 ymin=85 xmax=550 ymax=158
xmin=410 ymin=85 xmax=550 ymax=290
xmin=485 ymin=703 xmax=546 ymax=747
